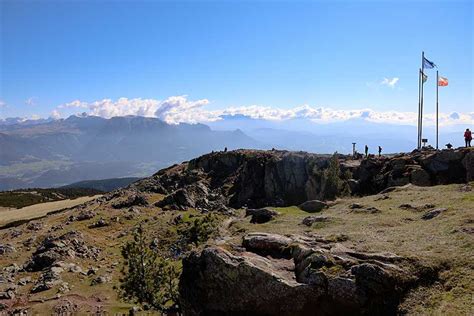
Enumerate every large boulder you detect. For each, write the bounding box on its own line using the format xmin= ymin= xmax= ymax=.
xmin=180 ymin=233 xmax=438 ymax=316
xmin=298 ymin=200 xmax=327 ymax=213
xmin=112 ymin=194 xmax=148 ymax=209
xmin=462 ymin=151 xmax=474 ymax=181
xmin=419 ymin=150 xmax=466 ymax=184
xmin=409 ymin=165 xmax=431 ymax=186
xmin=245 ymin=208 xmax=279 ymax=224
xmin=242 ymin=233 xmax=293 ymax=257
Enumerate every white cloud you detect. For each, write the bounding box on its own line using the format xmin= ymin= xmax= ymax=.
xmin=381 ymin=77 xmax=399 ymax=88
xmin=0 ymin=100 xmax=6 ymax=108
xmin=58 ymin=100 xmax=89 ymax=109
xmin=50 ymin=109 xmax=61 ymax=119
xmin=53 ymin=96 xmax=473 ymax=127
xmin=155 ymin=96 xmax=210 ymax=123
xmin=25 ymin=97 xmax=37 ymax=106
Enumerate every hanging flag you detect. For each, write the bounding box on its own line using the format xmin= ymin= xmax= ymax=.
xmin=423 ymin=56 xmax=436 ymax=69
xmin=421 ymin=70 xmax=428 ymax=83
xmin=438 ymin=76 xmax=448 ymax=86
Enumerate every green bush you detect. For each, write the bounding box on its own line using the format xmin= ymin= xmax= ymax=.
xmin=181 ymin=213 xmax=220 ymax=246
xmin=320 ymin=153 xmax=351 ymax=200
xmin=120 ymin=225 xmax=180 ymax=313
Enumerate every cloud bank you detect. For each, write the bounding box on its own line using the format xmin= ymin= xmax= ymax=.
xmin=56 ymin=96 xmax=473 ymax=127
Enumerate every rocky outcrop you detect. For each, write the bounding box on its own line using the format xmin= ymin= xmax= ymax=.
xmin=112 ymin=194 xmax=148 ymax=209
xmin=25 ymin=231 xmax=100 ymax=271
xmin=180 ymin=233 xmax=438 ymax=316
xmin=132 ymin=148 xmax=472 ymax=211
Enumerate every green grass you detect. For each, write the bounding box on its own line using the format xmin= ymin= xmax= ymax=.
xmin=0 ymin=188 xmax=103 ymax=208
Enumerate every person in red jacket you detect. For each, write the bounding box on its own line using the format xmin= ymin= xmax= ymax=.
xmin=464 ymin=128 xmax=472 ymax=147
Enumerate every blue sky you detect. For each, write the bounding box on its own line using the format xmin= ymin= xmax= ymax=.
xmin=0 ymin=0 xmax=472 ymax=124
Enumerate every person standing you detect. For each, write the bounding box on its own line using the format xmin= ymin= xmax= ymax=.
xmin=378 ymin=146 xmax=382 ymax=157
xmin=364 ymin=145 xmax=368 ymax=158
xmin=465 ymin=128 xmax=472 ymax=147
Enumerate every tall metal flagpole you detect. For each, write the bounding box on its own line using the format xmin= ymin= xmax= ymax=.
xmin=436 ymin=70 xmax=439 ymax=150
xmin=417 ymin=69 xmax=422 ymax=149
xmin=420 ymin=51 xmax=425 ymax=149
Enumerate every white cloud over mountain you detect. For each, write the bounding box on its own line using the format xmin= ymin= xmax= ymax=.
xmin=57 ymin=96 xmax=473 ymax=127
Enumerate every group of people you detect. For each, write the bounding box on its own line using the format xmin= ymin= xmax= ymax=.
xmin=220 ymin=129 xmax=472 ymax=157
xmin=363 ymin=128 xmax=472 ymax=156
xmin=364 ymin=145 xmax=383 ymax=158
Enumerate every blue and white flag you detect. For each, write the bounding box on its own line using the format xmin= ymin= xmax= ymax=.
xmin=423 ymin=56 xmax=436 ymax=69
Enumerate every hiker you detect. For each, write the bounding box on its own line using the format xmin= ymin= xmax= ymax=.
xmin=464 ymin=128 xmax=472 ymax=147
xmin=378 ymin=146 xmax=382 ymax=157
xmin=224 ymin=147 xmax=228 ymax=152
xmin=364 ymin=145 xmax=368 ymax=158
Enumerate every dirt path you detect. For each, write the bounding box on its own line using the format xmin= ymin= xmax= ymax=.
xmin=0 ymin=195 xmax=101 ymax=227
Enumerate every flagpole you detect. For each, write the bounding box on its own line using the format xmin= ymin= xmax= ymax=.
xmin=436 ymin=70 xmax=439 ymax=150
xmin=417 ymin=69 xmax=422 ymax=149
xmin=420 ymin=51 xmax=425 ymax=149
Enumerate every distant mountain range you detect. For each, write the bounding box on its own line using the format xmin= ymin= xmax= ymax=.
xmin=0 ymin=115 xmax=259 ymax=190
xmin=61 ymin=177 xmax=141 ymax=192
xmin=1 ymin=114 xmax=468 ymax=190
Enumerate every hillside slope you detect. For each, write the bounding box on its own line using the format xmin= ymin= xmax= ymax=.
xmin=61 ymin=177 xmax=141 ymax=192
xmin=0 ymin=148 xmax=472 ymax=315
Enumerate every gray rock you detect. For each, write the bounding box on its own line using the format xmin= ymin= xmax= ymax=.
xmin=421 ymin=208 xmax=448 ymax=220
xmin=112 ymin=194 xmax=148 ymax=209
xmin=25 ymin=231 xmax=100 ymax=272
xmin=31 ymin=269 xmax=61 ymax=293
xmin=17 ymin=277 xmax=32 ymax=286
xmin=349 ymin=203 xmax=363 ymax=209
xmin=76 ymin=210 xmax=96 ymax=221
xmin=298 ymin=200 xmax=328 ymax=213
xmin=27 ymin=222 xmax=43 ymax=231
xmin=180 ymin=233 xmax=436 ymax=316
xmin=410 ymin=166 xmax=431 ymax=186
xmin=242 ymin=233 xmax=293 ymax=258
xmin=88 ymin=218 xmax=109 ymax=228
xmin=245 ymin=208 xmax=279 ymax=224
xmin=91 ymin=275 xmax=111 ymax=285
xmin=302 ymin=216 xmax=330 ymax=226
xmin=0 ymin=244 xmax=16 ymax=255
xmin=87 ymin=267 xmax=98 ymax=275
xmin=53 ymin=299 xmax=78 ymax=314
xmin=462 ymin=151 xmax=474 ymax=182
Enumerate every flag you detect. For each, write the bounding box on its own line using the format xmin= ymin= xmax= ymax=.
xmin=421 ymin=70 xmax=428 ymax=83
xmin=438 ymin=76 xmax=448 ymax=86
xmin=423 ymin=56 xmax=436 ymax=69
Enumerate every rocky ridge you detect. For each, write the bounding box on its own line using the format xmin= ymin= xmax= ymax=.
xmin=133 ymin=148 xmax=474 ymax=211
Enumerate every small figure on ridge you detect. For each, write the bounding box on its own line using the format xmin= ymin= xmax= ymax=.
xmin=464 ymin=128 xmax=472 ymax=147
xmin=378 ymin=146 xmax=382 ymax=157
xmin=364 ymin=145 xmax=369 ymax=158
